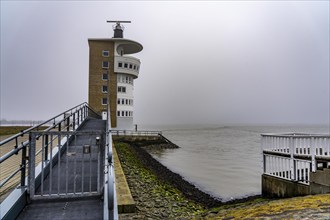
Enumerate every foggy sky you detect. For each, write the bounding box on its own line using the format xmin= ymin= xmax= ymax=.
xmin=1 ymin=1 xmax=329 ymax=126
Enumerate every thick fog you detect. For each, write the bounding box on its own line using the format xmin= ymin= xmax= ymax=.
xmin=1 ymin=1 xmax=329 ymax=126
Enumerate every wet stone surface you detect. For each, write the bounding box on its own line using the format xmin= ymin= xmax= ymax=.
xmin=115 ymin=142 xmax=205 ymax=220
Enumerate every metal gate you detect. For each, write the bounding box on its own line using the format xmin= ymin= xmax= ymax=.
xmin=28 ymin=131 xmax=105 ymax=200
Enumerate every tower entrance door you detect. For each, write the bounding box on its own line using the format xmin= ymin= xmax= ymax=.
xmin=102 ymin=111 xmax=107 ymax=120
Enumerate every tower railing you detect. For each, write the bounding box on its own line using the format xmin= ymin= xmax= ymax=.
xmin=261 ymin=133 xmax=330 ymax=185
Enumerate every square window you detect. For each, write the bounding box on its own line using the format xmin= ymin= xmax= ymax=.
xmin=102 ymin=50 xmax=109 ymax=57
xmin=102 ymin=73 xmax=108 ymax=80
xmin=102 ymin=86 xmax=108 ymax=93
xmin=118 ymin=62 xmax=123 ymax=68
xmin=124 ymin=63 xmax=128 ymax=68
xmin=102 ymin=61 xmax=109 ymax=69
xmin=102 ymin=98 xmax=108 ymax=105
xmin=118 ymin=86 xmax=126 ymax=93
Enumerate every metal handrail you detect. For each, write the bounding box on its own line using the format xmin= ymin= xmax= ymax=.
xmin=103 ymin=105 xmax=118 ymax=220
xmin=112 ymin=130 xmax=162 ymax=136
xmin=1 ymin=102 xmax=87 ymax=146
xmin=0 ymin=102 xmax=99 ymax=194
xmin=261 ymin=133 xmax=330 ymax=138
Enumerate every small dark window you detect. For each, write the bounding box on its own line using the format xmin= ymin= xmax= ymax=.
xmin=125 ymin=99 xmax=128 ymax=105
xmin=118 ymin=86 xmax=126 ymax=93
xmin=118 ymin=62 xmax=123 ymax=68
xmin=102 ymin=61 xmax=109 ymax=69
xmin=117 ymin=111 xmax=120 ymax=116
xmin=102 ymin=50 xmax=109 ymax=57
xmin=102 ymin=86 xmax=108 ymax=93
xmin=117 ymin=99 xmax=120 ymax=104
xmin=102 ymin=73 xmax=108 ymax=80
xmin=121 ymin=99 xmax=125 ymax=105
xmin=102 ymin=98 xmax=107 ymax=105
xmin=121 ymin=111 xmax=125 ymax=116
xmin=124 ymin=63 xmax=128 ymax=68
xmin=133 ymin=65 xmax=136 ymax=70
xmin=129 ymin=64 xmax=133 ymax=69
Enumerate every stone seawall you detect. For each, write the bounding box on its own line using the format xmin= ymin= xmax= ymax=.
xmin=122 ymin=140 xmax=223 ymax=208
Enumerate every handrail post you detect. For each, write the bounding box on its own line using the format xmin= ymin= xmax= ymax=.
xmin=311 ymin=137 xmax=316 ymax=172
xmin=28 ymin=133 xmax=36 ymax=200
xmin=67 ymin=116 xmax=70 ymax=131
xmin=45 ymin=134 xmax=49 ymax=161
xmin=289 ymin=137 xmax=295 ymax=180
xmin=73 ymin=113 xmax=76 ymax=130
xmin=78 ymin=110 xmax=80 ymax=126
xmin=20 ymin=144 xmax=27 ymax=187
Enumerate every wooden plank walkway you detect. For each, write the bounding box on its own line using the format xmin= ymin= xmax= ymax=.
xmin=0 ymin=135 xmax=56 ymax=200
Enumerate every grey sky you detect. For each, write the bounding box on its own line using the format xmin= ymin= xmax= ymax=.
xmin=1 ymin=1 xmax=329 ymax=125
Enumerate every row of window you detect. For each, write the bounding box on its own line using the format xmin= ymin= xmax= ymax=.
xmin=117 ymin=98 xmax=133 ymax=106
xmin=117 ymin=111 xmax=133 ymax=117
xmin=118 ymin=75 xmax=133 ymax=85
xmin=100 ymin=85 xmax=128 ymax=94
xmin=101 ymin=73 xmax=134 ymax=85
xmin=118 ymin=62 xmax=140 ymax=72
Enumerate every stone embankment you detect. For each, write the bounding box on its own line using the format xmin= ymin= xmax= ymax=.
xmin=115 ymin=142 xmax=205 ymax=219
xmin=115 ymin=140 xmax=330 ymax=219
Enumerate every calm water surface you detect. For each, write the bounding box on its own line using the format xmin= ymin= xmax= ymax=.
xmin=141 ymin=125 xmax=329 ymax=201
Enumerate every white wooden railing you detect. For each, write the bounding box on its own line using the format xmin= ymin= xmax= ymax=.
xmin=261 ymin=133 xmax=330 ymax=185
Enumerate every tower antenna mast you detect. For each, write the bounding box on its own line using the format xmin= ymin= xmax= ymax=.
xmin=107 ymin=20 xmax=131 ymax=38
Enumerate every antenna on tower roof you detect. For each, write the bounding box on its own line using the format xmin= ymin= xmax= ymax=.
xmin=107 ymin=20 xmax=131 ymax=38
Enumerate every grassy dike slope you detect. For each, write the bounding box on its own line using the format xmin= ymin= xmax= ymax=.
xmin=116 ymin=142 xmax=330 ymax=219
xmin=195 ymin=194 xmax=329 ymax=219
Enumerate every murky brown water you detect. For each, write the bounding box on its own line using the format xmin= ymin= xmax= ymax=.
xmin=142 ymin=125 xmax=329 ymax=201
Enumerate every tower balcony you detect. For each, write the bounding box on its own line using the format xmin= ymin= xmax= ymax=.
xmin=114 ymin=56 xmax=141 ymax=78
